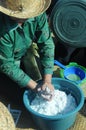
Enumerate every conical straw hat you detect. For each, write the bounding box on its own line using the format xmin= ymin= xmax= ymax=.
xmin=0 ymin=102 xmax=15 ymax=130
xmin=0 ymin=0 xmax=51 ymax=18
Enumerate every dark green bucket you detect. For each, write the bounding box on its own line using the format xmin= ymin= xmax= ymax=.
xmin=50 ymin=0 xmax=86 ymax=47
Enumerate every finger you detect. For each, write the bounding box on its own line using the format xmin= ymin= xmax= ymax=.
xmin=42 ymin=84 xmax=47 ymax=90
xmin=37 ymin=87 xmax=41 ymax=91
xmin=41 ymin=94 xmax=53 ymax=101
xmin=49 ymin=85 xmax=55 ymax=91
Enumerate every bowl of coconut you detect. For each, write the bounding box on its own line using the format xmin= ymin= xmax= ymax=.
xmin=23 ymin=78 xmax=84 ymax=130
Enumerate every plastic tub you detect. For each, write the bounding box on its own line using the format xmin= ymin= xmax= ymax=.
xmin=50 ymin=0 xmax=86 ymax=47
xmin=23 ymin=78 xmax=84 ymax=130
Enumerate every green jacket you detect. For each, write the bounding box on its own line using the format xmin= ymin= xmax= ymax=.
xmin=0 ymin=12 xmax=55 ymax=87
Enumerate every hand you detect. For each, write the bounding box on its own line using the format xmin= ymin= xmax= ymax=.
xmin=41 ymin=82 xmax=54 ymax=92
xmin=41 ymin=82 xmax=54 ymax=100
xmin=34 ymin=82 xmax=54 ymax=101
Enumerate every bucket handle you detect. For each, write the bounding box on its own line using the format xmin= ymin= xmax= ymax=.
xmin=54 ymin=60 xmax=66 ymax=69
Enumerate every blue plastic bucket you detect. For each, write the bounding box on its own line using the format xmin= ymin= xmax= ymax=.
xmin=23 ymin=78 xmax=84 ymax=130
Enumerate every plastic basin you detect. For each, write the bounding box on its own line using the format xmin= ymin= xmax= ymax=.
xmin=23 ymin=78 xmax=84 ymax=130
xmin=64 ymin=66 xmax=86 ymax=83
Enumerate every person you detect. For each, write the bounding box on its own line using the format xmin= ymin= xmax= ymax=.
xmin=0 ymin=0 xmax=55 ymax=100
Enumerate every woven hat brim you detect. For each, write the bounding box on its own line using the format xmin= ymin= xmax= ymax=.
xmin=0 ymin=102 xmax=15 ymax=130
xmin=0 ymin=0 xmax=51 ymax=18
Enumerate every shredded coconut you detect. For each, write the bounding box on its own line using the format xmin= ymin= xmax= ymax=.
xmin=30 ymin=90 xmax=77 ymax=116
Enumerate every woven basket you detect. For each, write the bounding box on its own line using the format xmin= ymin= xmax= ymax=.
xmin=16 ymin=128 xmax=37 ymax=130
xmin=0 ymin=102 xmax=15 ymax=130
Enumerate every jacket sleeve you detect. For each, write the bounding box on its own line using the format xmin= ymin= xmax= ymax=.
xmin=35 ymin=13 xmax=55 ymax=75
xmin=0 ymin=35 xmax=31 ymax=87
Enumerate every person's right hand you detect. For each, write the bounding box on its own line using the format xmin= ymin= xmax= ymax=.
xmin=33 ymin=82 xmax=54 ymax=101
xmin=27 ymin=79 xmax=54 ymax=101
